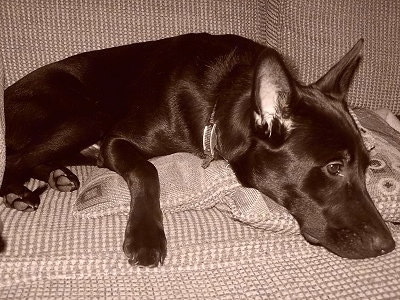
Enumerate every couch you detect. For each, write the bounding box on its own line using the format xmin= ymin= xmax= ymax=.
xmin=1 ymin=0 xmax=400 ymax=298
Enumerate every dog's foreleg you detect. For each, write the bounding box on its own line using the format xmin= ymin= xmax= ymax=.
xmin=101 ymin=136 xmax=166 ymax=267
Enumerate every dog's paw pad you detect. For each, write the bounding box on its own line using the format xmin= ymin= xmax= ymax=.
xmin=48 ymin=169 xmax=80 ymax=192
xmin=4 ymin=192 xmax=39 ymax=212
xmin=123 ymin=223 xmax=167 ymax=267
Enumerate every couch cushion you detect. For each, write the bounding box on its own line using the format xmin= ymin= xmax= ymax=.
xmin=2 ymin=182 xmax=399 ymax=299
xmin=269 ymin=0 xmax=400 ymax=114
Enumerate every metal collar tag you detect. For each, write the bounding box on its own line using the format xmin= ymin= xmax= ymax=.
xmin=202 ymin=123 xmax=217 ymax=168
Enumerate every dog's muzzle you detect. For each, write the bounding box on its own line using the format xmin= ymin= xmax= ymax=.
xmin=300 ymin=214 xmax=395 ymax=259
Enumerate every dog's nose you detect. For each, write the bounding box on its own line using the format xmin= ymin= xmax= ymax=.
xmin=371 ymin=233 xmax=395 ymax=255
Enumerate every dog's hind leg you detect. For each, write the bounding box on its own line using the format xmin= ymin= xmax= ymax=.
xmin=2 ymin=118 xmax=103 ymax=211
xmin=1 ymin=178 xmax=46 ymax=212
xmin=32 ymin=164 xmax=80 ymax=192
xmin=39 ymin=147 xmax=100 ymax=192
xmin=38 ymin=145 xmax=101 ymax=192
xmin=2 ymin=163 xmax=81 ymax=211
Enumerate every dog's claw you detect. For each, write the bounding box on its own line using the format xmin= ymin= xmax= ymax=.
xmin=127 ymin=247 xmax=166 ymax=268
xmin=123 ymin=220 xmax=167 ymax=267
xmin=124 ymin=241 xmax=167 ymax=267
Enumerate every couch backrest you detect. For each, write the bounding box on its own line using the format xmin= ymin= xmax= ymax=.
xmin=0 ymin=0 xmax=268 ymax=87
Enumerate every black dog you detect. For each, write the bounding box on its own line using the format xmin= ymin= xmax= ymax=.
xmin=1 ymin=33 xmax=395 ymax=265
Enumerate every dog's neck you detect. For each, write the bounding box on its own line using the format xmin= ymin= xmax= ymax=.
xmin=201 ymin=52 xmax=256 ymax=166
xmin=207 ymin=84 xmax=254 ymax=165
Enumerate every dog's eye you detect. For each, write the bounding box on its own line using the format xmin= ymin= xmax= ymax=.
xmin=326 ymin=162 xmax=343 ymax=176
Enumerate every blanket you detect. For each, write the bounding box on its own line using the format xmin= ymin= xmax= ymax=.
xmin=74 ymin=154 xmax=299 ymax=235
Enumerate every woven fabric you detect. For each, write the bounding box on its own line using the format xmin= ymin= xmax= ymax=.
xmin=0 ymin=56 xmax=5 ymax=185
xmin=271 ymin=0 xmax=400 ymax=114
xmin=354 ymin=108 xmax=400 ymax=223
xmin=75 ymin=155 xmax=240 ymax=215
xmin=1 ymin=165 xmax=400 ymax=298
xmin=0 ymin=55 xmax=5 ymax=244
xmin=261 ymin=0 xmax=282 ymax=49
xmin=0 ymin=0 xmax=267 ymax=87
xmin=74 ymin=154 xmax=299 ymax=235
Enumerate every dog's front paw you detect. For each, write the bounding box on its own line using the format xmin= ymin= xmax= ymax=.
xmin=123 ymin=219 xmax=167 ymax=267
xmin=48 ymin=168 xmax=80 ymax=192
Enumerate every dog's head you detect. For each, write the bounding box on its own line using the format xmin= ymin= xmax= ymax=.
xmin=230 ymin=39 xmax=395 ymax=258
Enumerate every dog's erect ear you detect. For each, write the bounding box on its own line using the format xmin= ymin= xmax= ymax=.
xmin=314 ymin=39 xmax=363 ymax=101
xmin=253 ymin=48 xmax=293 ymax=141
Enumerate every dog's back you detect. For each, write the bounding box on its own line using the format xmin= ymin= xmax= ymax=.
xmin=5 ymin=33 xmax=262 ymax=159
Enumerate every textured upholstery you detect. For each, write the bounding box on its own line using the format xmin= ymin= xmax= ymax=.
xmin=0 ymin=59 xmax=4 ymax=186
xmin=1 ymin=162 xmax=400 ymax=298
xmin=270 ymin=0 xmax=400 ymax=114
xmin=0 ymin=0 xmax=268 ymax=87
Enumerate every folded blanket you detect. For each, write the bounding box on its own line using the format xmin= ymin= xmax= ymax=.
xmin=75 ymin=153 xmax=299 ymax=234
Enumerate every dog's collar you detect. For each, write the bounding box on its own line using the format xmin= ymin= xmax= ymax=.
xmin=202 ymin=103 xmax=218 ymax=168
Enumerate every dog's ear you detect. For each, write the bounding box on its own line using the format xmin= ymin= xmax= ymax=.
xmin=253 ymin=48 xmax=293 ymax=143
xmin=314 ymin=39 xmax=363 ymax=101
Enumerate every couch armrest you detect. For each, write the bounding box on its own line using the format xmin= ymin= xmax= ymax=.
xmin=0 ymin=56 xmax=5 ymax=187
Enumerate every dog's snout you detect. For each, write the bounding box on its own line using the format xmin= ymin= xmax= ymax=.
xmin=311 ymin=222 xmax=396 ymax=259
xmin=370 ymin=232 xmax=395 ymax=255
xmin=362 ymin=223 xmax=395 ymax=256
